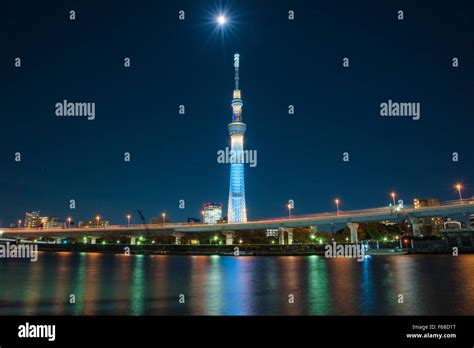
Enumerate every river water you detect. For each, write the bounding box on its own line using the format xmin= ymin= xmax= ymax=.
xmin=0 ymin=252 xmax=473 ymax=315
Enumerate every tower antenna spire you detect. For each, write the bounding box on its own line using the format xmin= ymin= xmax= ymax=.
xmin=234 ymin=53 xmax=240 ymax=89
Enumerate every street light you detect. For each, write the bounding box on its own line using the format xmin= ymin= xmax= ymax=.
xmin=335 ymin=198 xmax=340 ymax=216
xmin=390 ymin=192 xmax=396 ymax=206
xmin=455 ymin=183 xmax=463 ymax=203
xmin=287 ymin=204 xmax=292 ymax=219
xmin=67 ymin=217 xmax=72 ymax=228
xmin=18 ymin=219 xmax=22 ymax=228
xmin=161 ymin=213 xmax=166 ymax=225
xmin=127 ymin=214 xmax=131 ymax=228
xmin=96 ymin=215 xmax=100 ymax=227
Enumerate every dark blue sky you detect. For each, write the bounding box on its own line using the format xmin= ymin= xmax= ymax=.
xmin=1 ymin=0 xmax=473 ymax=226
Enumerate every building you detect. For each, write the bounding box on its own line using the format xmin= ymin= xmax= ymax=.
xmin=203 ymin=203 xmax=223 ymax=224
xmin=266 ymin=228 xmax=278 ymax=237
xmin=413 ymin=198 xmax=441 ymax=209
xmin=47 ymin=218 xmax=64 ymax=228
xmin=25 ymin=212 xmax=65 ymax=229
xmin=41 ymin=216 xmax=64 ymax=228
xmin=79 ymin=219 xmax=109 ymax=228
xmin=25 ymin=211 xmax=41 ymax=228
xmin=227 ymin=53 xmax=248 ymax=223
xmin=40 ymin=216 xmax=49 ymax=227
xmin=413 ymin=198 xmax=444 ymax=233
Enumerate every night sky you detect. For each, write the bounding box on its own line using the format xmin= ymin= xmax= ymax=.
xmin=1 ymin=0 xmax=473 ymax=226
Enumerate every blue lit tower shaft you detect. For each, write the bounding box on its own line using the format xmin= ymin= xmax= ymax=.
xmin=227 ymin=54 xmax=247 ymax=223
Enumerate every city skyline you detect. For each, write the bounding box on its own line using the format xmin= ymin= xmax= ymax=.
xmin=6 ymin=184 xmax=471 ymax=228
xmin=1 ymin=1 xmax=473 ymax=227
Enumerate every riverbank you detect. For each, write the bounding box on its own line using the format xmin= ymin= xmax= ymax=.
xmin=23 ymin=242 xmax=474 ymax=256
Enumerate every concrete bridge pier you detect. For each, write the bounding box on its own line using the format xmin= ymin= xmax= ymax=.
xmin=223 ymin=231 xmax=235 ymax=245
xmin=278 ymin=227 xmax=285 ymax=245
xmin=410 ymin=218 xmax=421 ymax=237
xmin=172 ymin=233 xmax=185 ymax=245
xmin=287 ymin=229 xmax=294 ymax=245
xmin=90 ymin=237 xmax=97 ymax=245
xmin=130 ymin=237 xmax=136 ymax=245
xmin=278 ymin=228 xmax=293 ymax=245
xmin=53 ymin=237 xmax=63 ymax=244
xmin=347 ymin=223 xmax=359 ymax=243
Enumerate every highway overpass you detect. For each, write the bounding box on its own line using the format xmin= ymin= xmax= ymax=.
xmin=1 ymin=200 xmax=473 ymax=245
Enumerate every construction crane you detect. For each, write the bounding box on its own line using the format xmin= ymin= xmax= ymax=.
xmin=137 ymin=209 xmax=151 ymax=239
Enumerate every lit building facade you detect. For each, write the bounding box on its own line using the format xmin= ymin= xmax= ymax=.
xmin=25 ymin=211 xmax=41 ymax=228
xmin=203 ymin=203 xmax=223 ymax=224
xmin=43 ymin=217 xmax=64 ymax=228
xmin=413 ymin=198 xmax=440 ymax=209
xmin=25 ymin=212 xmax=64 ymax=228
xmin=266 ymin=228 xmax=278 ymax=237
xmin=413 ymin=198 xmax=444 ymax=233
xmin=227 ymin=53 xmax=248 ymax=223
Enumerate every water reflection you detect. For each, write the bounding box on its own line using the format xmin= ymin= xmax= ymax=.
xmin=72 ymin=252 xmax=86 ymax=315
xmin=204 ymin=255 xmax=224 ymax=315
xmin=307 ymin=255 xmax=329 ymax=315
xmin=0 ymin=252 xmax=473 ymax=315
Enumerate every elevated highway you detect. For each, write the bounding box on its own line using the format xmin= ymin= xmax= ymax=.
xmin=1 ymin=200 xmax=473 ymax=245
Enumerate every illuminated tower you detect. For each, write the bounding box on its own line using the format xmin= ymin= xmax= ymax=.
xmin=227 ymin=53 xmax=247 ymax=223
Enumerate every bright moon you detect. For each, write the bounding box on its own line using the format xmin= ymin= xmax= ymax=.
xmin=217 ymin=15 xmax=227 ymax=25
